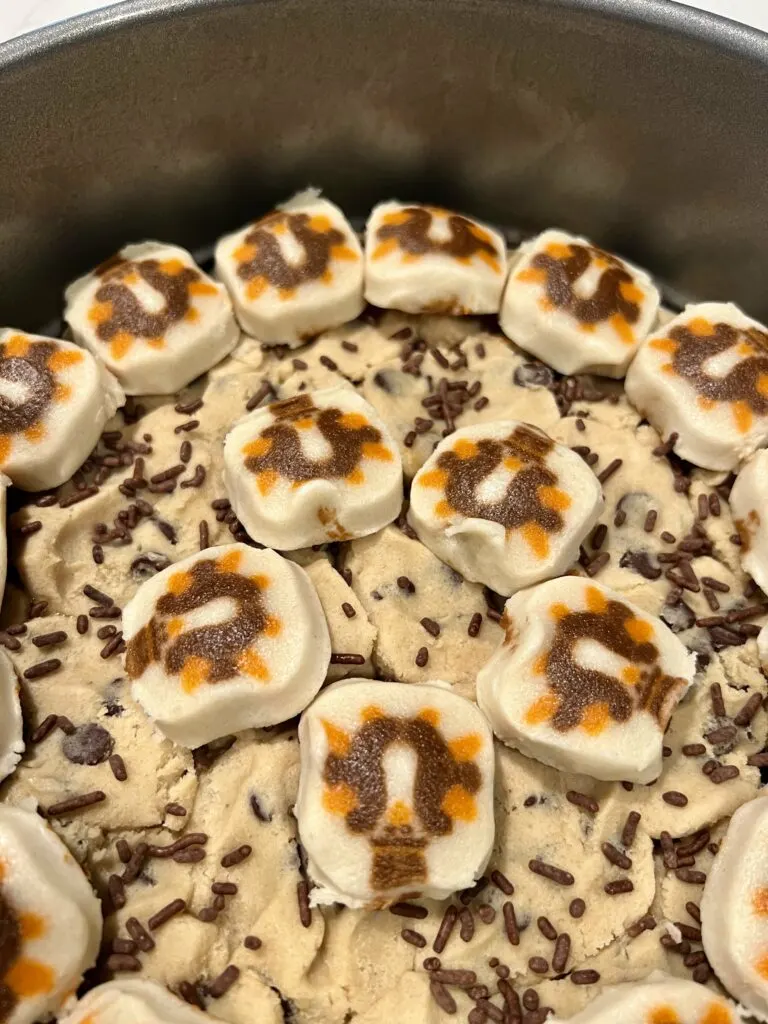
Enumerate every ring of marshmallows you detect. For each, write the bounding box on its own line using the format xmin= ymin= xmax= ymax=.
xmin=0 ymin=192 xmax=765 ymax=1013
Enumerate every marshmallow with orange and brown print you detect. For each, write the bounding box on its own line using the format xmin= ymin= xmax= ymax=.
xmin=0 ymin=330 xmax=124 ymax=491
xmin=215 ymin=191 xmax=364 ymax=347
xmin=476 ymin=577 xmax=695 ymax=783
xmin=296 ymin=679 xmax=495 ymax=908
xmin=123 ymin=543 xmax=331 ymax=748
xmin=729 ymin=448 xmax=768 ymax=595
xmin=64 ymin=242 xmax=239 ymax=395
xmin=625 ymin=302 xmax=768 ymax=470
xmin=408 ymin=420 xmax=603 ymax=596
xmin=60 ymin=979 xmax=209 ymax=1024
xmin=499 ymin=229 xmax=660 ymax=378
xmin=701 ymin=794 xmax=768 ymax=1020
xmin=224 ymin=385 xmax=403 ymax=550
xmin=364 ymin=202 xmax=507 ymax=315
xmin=552 ymin=974 xmax=739 ymax=1024
xmin=0 ymin=652 xmax=23 ymax=784
xmin=0 ymin=805 xmax=102 ymax=1024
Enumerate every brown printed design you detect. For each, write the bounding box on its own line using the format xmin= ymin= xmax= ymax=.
xmin=650 ymin=317 xmax=768 ymax=434
xmin=417 ymin=425 xmax=571 ymax=560
xmin=521 ymin=585 xmax=686 ymax=737
xmin=88 ymin=254 xmax=219 ymax=360
xmin=125 ymin=550 xmax=281 ymax=694
xmin=516 ymin=240 xmax=645 ymax=344
xmin=0 ymin=868 xmax=54 ymax=1022
xmin=0 ymin=335 xmax=83 ymax=468
xmin=234 ymin=210 xmax=358 ymax=302
xmin=242 ymin=394 xmax=394 ymax=500
xmin=321 ymin=707 xmax=483 ymax=893
xmin=373 ymin=207 xmax=502 ymax=277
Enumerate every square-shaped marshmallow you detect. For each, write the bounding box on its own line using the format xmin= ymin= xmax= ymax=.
xmin=215 ymin=192 xmax=364 ymax=346
xmin=297 ymin=679 xmax=495 ymax=908
xmin=364 ymin=202 xmax=506 ymax=315
xmin=477 ymin=577 xmax=695 ymax=783
xmin=124 ymin=544 xmax=331 ymax=747
xmin=562 ymin=975 xmax=738 ymax=1024
xmin=409 ymin=420 xmax=603 ymax=595
xmin=625 ymin=302 xmax=768 ymax=470
xmin=0 ymin=330 xmax=124 ymax=491
xmin=224 ymin=386 xmax=403 ymax=550
xmin=65 ymin=242 xmax=239 ymax=394
xmin=61 ymin=980 xmax=209 ymax=1024
xmin=499 ymin=229 xmax=660 ymax=377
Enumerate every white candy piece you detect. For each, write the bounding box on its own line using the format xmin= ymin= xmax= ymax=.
xmin=0 ymin=805 xmax=101 ymax=1024
xmin=625 ymin=302 xmax=768 ymax=470
xmin=552 ymin=973 xmax=738 ymax=1023
xmin=224 ymin=386 xmax=403 ymax=550
xmin=0 ymin=651 xmax=23 ymax=783
xmin=729 ymin=448 xmax=768 ymax=594
xmin=477 ymin=577 xmax=695 ymax=783
xmin=701 ymin=794 xmax=768 ymax=1019
xmin=215 ymin=192 xmax=364 ymax=347
xmin=60 ymin=980 xmax=209 ymax=1024
xmin=499 ymin=228 xmax=660 ymax=377
xmin=123 ymin=543 xmax=331 ymax=747
xmin=0 ymin=331 xmax=124 ymax=491
xmin=65 ymin=242 xmax=239 ymax=394
xmin=408 ymin=421 xmax=603 ymax=595
xmin=364 ymin=201 xmax=506 ymax=315
xmin=297 ymin=679 xmax=495 ymax=908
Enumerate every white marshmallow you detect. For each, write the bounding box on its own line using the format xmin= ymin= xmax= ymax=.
xmin=701 ymin=794 xmax=768 ymax=1020
xmin=224 ymin=386 xmax=403 ymax=550
xmin=408 ymin=421 xmax=603 ymax=595
xmin=0 ymin=331 xmax=124 ymax=491
xmin=499 ymin=228 xmax=660 ymax=378
xmin=728 ymin=449 xmax=768 ymax=595
xmin=552 ymin=974 xmax=739 ymax=1023
xmin=215 ymin=192 xmax=364 ymax=346
xmin=476 ymin=577 xmax=696 ymax=783
xmin=60 ymin=980 xmax=209 ymax=1024
xmin=123 ymin=544 xmax=331 ymax=748
xmin=625 ymin=302 xmax=768 ymax=470
xmin=297 ymin=679 xmax=495 ymax=908
xmin=0 ymin=651 xmax=23 ymax=783
xmin=65 ymin=242 xmax=239 ymax=394
xmin=0 ymin=805 xmax=101 ymax=1024
xmin=364 ymin=201 xmax=506 ymax=315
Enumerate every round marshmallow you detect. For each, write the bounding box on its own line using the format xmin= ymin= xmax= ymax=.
xmin=0 ymin=330 xmax=124 ymax=491
xmin=625 ymin=301 xmax=768 ymax=470
xmin=477 ymin=577 xmax=696 ymax=783
xmin=0 ymin=651 xmax=23 ymax=784
xmin=729 ymin=448 xmax=768 ymax=594
xmin=60 ymin=980 xmax=209 ymax=1024
xmin=553 ymin=974 xmax=738 ymax=1023
xmin=701 ymin=794 xmax=768 ymax=1019
xmin=297 ymin=679 xmax=495 ymax=908
xmin=65 ymin=242 xmax=239 ymax=395
xmin=215 ymin=191 xmax=364 ymax=347
xmin=123 ymin=544 xmax=331 ymax=747
xmin=364 ymin=202 xmax=507 ymax=315
xmin=499 ymin=229 xmax=660 ymax=378
xmin=408 ymin=421 xmax=604 ymax=595
xmin=224 ymin=386 xmax=403 ymax=550
xmin=0 ymin=805 xmax=101 ymax=1024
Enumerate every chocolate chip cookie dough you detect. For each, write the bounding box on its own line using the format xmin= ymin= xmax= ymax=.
xmin=0 ymin=195 xmax=766 ymax=1024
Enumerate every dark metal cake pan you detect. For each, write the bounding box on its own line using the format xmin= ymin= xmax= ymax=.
xmin=1 ymin=0 xmax=767 ymax=330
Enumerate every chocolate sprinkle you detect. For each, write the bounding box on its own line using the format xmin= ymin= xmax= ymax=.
xmin=401 ymin=928 xmax=427 ymax=948
xmin=23 ymin=659 xmax=61 ymax=679
xmin=45 ymin=790 xmax=106 ymax=816
xmin=604 ymin=879 xmax=633 ymax=895
xmin=528 ymin=859 xmax=574 ymax=886
xmin=502 ymin=902 xmax=520 ymax=945
xmin=208 ymin=965 xmax=240 ymax=998
xmin=148 ymin=899 xmax=186 ymax=930
xmin=297 ymin=880 xmax=312 ymax=927
xmin=433 ymin=905 xmax=459 ymax=953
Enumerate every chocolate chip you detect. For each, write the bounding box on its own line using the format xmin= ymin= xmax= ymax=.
xmin=62 ymin=723 xmax=114 ymax=765
xmin=514 ymin=363 xmax=554 ymax=390
xmin=131 ymin=552 xmax=172 ymax=580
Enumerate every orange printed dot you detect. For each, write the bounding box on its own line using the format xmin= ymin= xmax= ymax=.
xmin=159 ymin=259 xmax=186 ymax=276
xmin=320 ymin=269 xmax=333 ymax=284
xmin=579 ymin=323 xmax=597 ymax=334
xmin=0 ymin=436 xmax=8 ymax=467
xmin=264 ymin=616 xmax=282 ymax=638
xmin=649 ymin=337 xmax=678 ymax=354
xmin=372 ymin=238 xmax=399 ymax=261
xmin=418 ymin=707 xmax=440 ymax=727
xmin=338 ymin=412 xmax=368 ymax=430
xmin=697 ymin=395 xmax=717 ymax=411
xmin=647 ymin=1007 xmax=680 ymax=1024
xmin=732 ymin=400 xmax=753 ymax=434
xmin=441 ymin=785 xmax=476 ymax=822
xmin=738 ymin=342 xmax=757 ymax=358
xmin=295 ymin=417 xmax=314 ymax=431
xmin=0 ymin=858 xmax=5 ymax=882
xmin=549 ymin=603 xmax=569 ymax=620
xmin=322 ymin=719 xmax=351 ymax=757
xmin=687 ymin=317 xmax=714 ymax=336
xmin=516 ymin=267 xmax=547 ymax=285
xmin=581 ymin=702 xmax=610 ymax=736
xmin=330 ymin=244 xmax=358 ymax=262
xmin=752 ymin=886 xmax=768 ymax=916
xmin=246 ymin=277 xmax=267 ymax=301
xmin=23 ymin=423 xmax=45 ymax=445
xmin=538 ymin=485 xmax=572 ymax=512
xmin=758 ymin=374 xmax=768 ymax=398
xmin=361 ymin=442 xmax=393 ymax=462
xmin=250 ymin=574 xmax=271 ymax=590
xmin=434 ymin=500 xmax=453 ymax=518
xmin=271 ymin=219 xmax=287 ymax=235
xmin=166 ymin=617 xmax=184 ymax=639
xmin=625 ymin=616 xmax=653 ymax=644
xmin=278 ymin=287 xmax=296 ymax=302
xmin=167 ymin=571 xmax=192 ymax=595
xmin=477 ymin=250 xmax=501 ymax=274
xmin=381 ymin=210 xmax=411 ymax=227
xmin=180 ymin=655 xmax=211 ymax=693
xmin=237 ymin=649 xmax=269 ymax=682
xmin=53 ymin=383 xmax=72 ymax=403
xmin=610 ymin=313 xmax=634 ymax=345
xmin=234 ymin=243 xmax=257 ymax=264
xmin=3 ymin=334 xmax=31 ymax=358
xmin=622 ymin=665 xmax=641 ymax=686
xmin=345 ymin=467 xmax=365 ymax=485
xmin=619 ymin=280 xmax=645 ymax=305
xmin=525 ymin=692 xmax=559 ymax=726
xmin=189 ymin=281 xmax=218 ymax=297
xmin=503 ymin=456 xmax=522 ymax=472
xmin=47 ymin=349 xmax=84 ymax=372
xmin=545 ymin=242 xmax=573 ymax=260
xmin=532 ymin=653 xmax=548 ymax=676
xmin=243 ymin=437 xmax=273 ymax=458
xmin=538 ymin=297 xmax=555 ymax=313
xmin=147 ymin=337 xmax=165 ymax=350
xmin=257 ymin=469 xmax=278 ymax=496
xmin=521 ymin=522 xmax=549 ymax=559
xmin=322 ymin=782 xmax=358 ymax=816
xmin=755 ymin=952 xmax=768 ymax=980
xmin=448 ymin=734 xmax=482 ymax=762
xmin=88 ymin=303 xmax=113 ymax=327
xmin=5 ymin=958 xmax=55 ymax=998
xmin=585 ymin=586 xmax=607 ymax=613
xmin=109 ymin=333 xmax=133 ymax=360
xmin=361 ymin=705 xmax=384 ymax=722
xmin=453 ymin=439 xmax=478 ymax=460
xmin=307 ymin=214 xmax=333 ymax=233
xmin=19 ymin=913 xmax=46 ymax=941
xmin=661 ymin=363 xmax=675 ymax=376
xmin=387 ymin=800 xmax=413 ymax=827
xmin=216 ymin=549 xmax=243 ymax=574
xmin=700 ymin=1004 xmax=733 ymax=1024
xmin=419 ymin=468 xmax=448 ymax=490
